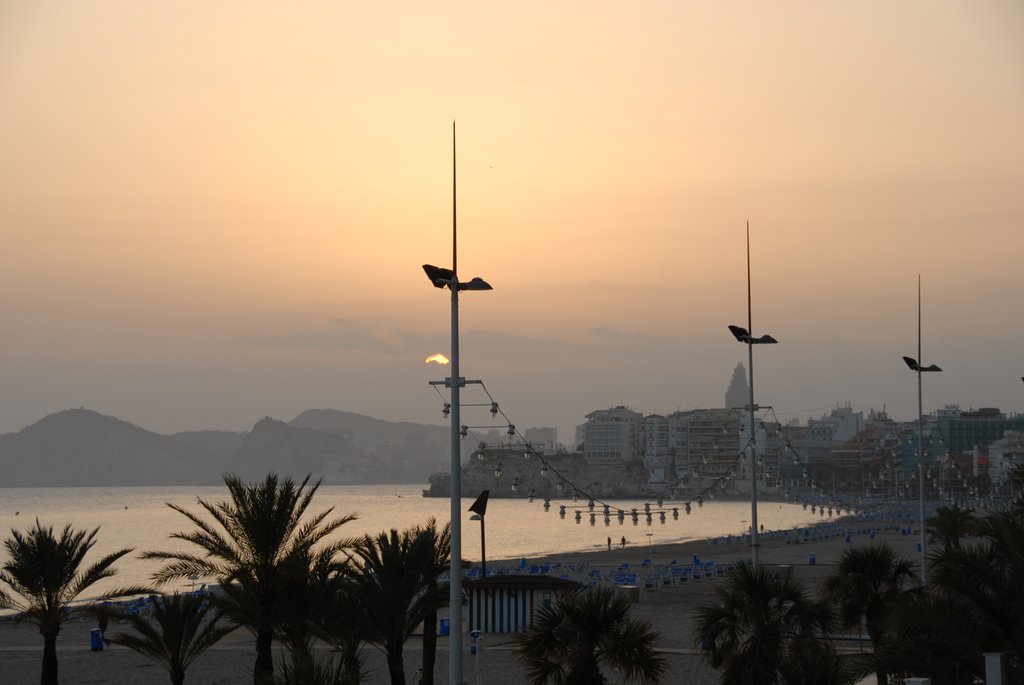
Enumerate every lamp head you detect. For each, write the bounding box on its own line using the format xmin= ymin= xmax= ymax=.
xmin=458 ymin=277 xmax=493 ymax=291
xmin=728 ymin=325 xmax=777 ymax=344
xmin=422 ymin=264 xmax=454 ymax=289
xmin=903 ymin=356 xmax=942 ymax=372
xmin=728 ymin=325 xmax=750 ymax=342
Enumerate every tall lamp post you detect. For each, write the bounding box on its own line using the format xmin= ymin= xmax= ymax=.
xmin=469 ymin=490 xmax=489 ymax=578
xmin=727 ymin=222 xmax=778 ymax=571
xmin=422 ymin=122 xmax=493 ymax=685
xmin=902 ymin=275 xmax=942 ymax=585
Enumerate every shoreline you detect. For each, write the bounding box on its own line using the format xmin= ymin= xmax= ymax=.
xmin=0 ymin=507 xmax=917 ymax=684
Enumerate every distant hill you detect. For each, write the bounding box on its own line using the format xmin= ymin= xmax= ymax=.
xmin=288 ymin=408 xmax=456 ymax=482
xmin=0 ymin=409 xmax=212 ymax=486
xmin=0 ymin=408 xmax=456 ymax=487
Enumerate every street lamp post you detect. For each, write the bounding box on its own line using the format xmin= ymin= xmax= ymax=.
xmin=728 ymin=222 xmax=778 ymax=571
xmin=902 ymin=275 xmax=942 ymax=585
xmin=422 ymin=123 xmax=493 ymax=685
xmin=469 ymin=490 xmax=489 ymax=578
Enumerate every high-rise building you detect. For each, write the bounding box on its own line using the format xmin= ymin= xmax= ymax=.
xmin=725 ymin=363 xmax=749 ymax=410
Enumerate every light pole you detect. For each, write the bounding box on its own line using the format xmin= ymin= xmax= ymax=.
xmin=902 ymin=275 xmax=942 ymax=584
xmin=422 ymin=122 xmax=493 ymax=685
xmin=469 ymin=490 xmax=489 ymax=578
xmin=728 ymin=222 xmax=778 ymax=571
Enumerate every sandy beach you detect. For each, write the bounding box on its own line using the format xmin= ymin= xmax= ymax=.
xmin=0 ymin=509 xmax=918 ymax=684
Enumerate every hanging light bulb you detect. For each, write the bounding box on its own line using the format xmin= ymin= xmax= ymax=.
xmin=617 ymin=510 xmax=625 ymax=524
xmin=575 ymin=511 xmax=582 ymax=524
xmin=556 ymin=480 xmax=563 ymax=491
xmin=603 ymin=504 xmax=611 ymax=517
xmin=685 ymin=502 xmax=692 ymax=514
xmin=644 ymin=503 xmax=651 ymax=513
xmin=543 ymin=498 xmax=551 ymax=512
xmin=657 ymin=496 xmax=664 ymax=507
xmin=572 ymin=490 xmax=578 ymax=503
xmin=442 ymin=403 xmax=451 ymax=418
xmin=659 ymin=511 xmax=666 ymax=524
xmin=604 ymin=515 xmax=611 ymax=526
xmin=511 ymin=476 xmax=520 ymax=492
xmin=494 ymin=462 xmax=503 ymax=478
xmin=539 ymin=463 xmax=548 ymax=477
xmin=523 ymin=442 xmax=531 ymax=459
xmin=489 ymin=401 xmax=499 ymax=416
xmin=697 ymin=496 xmax=703 ymax=507
xmin=528 ymin=489 xmax=535 ymax=503
xmin=672 ymin=507 xmax=679 ymax=520
xmin=559 ymin=505 xmax=566 ymax=519
xmin=460 ymin=425 xmax=468 ymax=438
xmin=589 ymin=513 xmax=596 ymax=526
xmin=506 ymin=424 xmax=515 ymax=438
xmin=588 ymin=498 xmax=595 ymax=512
xmin=645 ymin=513 xmax=653 ymax=525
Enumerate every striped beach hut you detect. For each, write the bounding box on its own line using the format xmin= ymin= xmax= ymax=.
xmin=465 ymin=575 xmax=581 ymax=634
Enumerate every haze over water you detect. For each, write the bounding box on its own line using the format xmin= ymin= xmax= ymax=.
xmin=0 ymin=484 xmax=827 ymax=598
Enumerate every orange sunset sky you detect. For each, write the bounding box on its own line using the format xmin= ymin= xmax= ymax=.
xmin=1 ymin=1 xmax=1021 ymax=440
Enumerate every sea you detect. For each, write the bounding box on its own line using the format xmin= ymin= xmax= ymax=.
xmin=0 ymin=484 xmax=826 ymax=599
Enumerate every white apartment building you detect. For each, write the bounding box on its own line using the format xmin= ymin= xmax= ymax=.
xmin=583 ymin=406 xmax=645 ymax=465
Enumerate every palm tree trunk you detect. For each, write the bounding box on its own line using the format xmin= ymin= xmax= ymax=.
xmin=254 ymin=608 xmax=274 ymax=685
xmin=421 ymin=606 xmax=438 ymax=685
xmin=40 ymin=632 xmax=58 ymax=685
xmin=387 ymin=643 xmax=406 ymax=685
xmin=866 ymin=623 xmax=889 ymax=685
xmin=171 ymin=666 xmax=185 ymax=685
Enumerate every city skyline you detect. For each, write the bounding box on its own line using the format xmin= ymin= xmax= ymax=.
xmin=2 ymin=2 xmax=1021 ymax=443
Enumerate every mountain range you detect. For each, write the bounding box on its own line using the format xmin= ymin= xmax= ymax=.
xmin=0 ymin=408 xmax=459 ymax=487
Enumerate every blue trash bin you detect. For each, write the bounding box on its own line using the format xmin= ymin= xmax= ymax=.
xmin=90 ymin=628 xmax=103 ymax=651
xmin=438 ymin=618 xmax=450 ymax=636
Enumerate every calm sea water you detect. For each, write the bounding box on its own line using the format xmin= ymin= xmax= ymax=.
xmin=0 ymin=484 xmax=824 ymax=598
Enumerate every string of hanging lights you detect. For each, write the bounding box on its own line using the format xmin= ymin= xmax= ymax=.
xmin=431 ymin=382 xmax=863 ymax=527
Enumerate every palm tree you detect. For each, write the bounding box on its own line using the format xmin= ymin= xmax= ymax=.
xmin=927 ymin=511 xmax=1024 ymax=681
xmin=866 ymin=511 xmax=1024 ymax=683
xmin=272 ymin=546 xmax=366 ymax=684
xmin=694 ymin=562 xmax=835 ymax=685
xmin=344 ymin=526 xmax=448 ymax=685
xmin=0 ymin=520 xmax=148 ymax=685
xmin=822 ymin=543 xmax=916 ymax=685
xmin=866 ymin=589 xmax=981 ymax=684
xmin=412 ymin=518 xmax=450 ymax=685
xmin=141 ymin=473 xmax=356 ymax=685
xmin=776 ymin=638 xmax=856 ymax=685
xmin=275 ymin=647 xmax=363 ymax=685
xmin=106 ymin=592 xmax=234 ymax=685
xmin=926 ymin=504 xmax=982 ymax=549
xmin=514 ymin=586 xmax=666 ymax=685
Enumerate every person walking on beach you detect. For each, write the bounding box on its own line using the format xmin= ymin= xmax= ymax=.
xmin=620 ymin=535 xmax=626 ymax=549
xmin=607 ymin=536 xmax=612 ymax=551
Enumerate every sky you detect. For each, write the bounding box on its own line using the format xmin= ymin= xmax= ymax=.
xmin=1 ymin=1 xmax=1022 ymax=443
